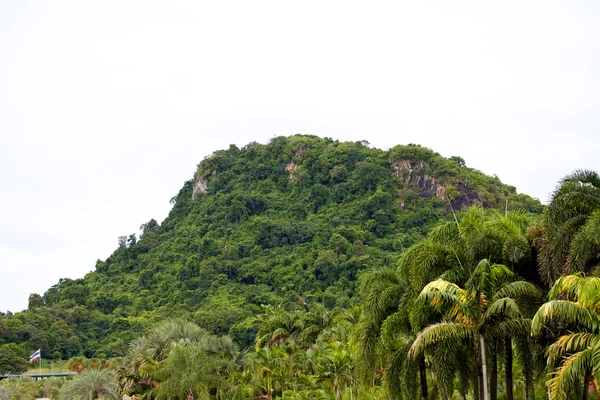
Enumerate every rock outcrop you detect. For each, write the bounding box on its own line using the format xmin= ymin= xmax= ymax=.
xmin=192 ymin=174 xmax=208 ymax=199
xmin=285 ymin=144 xmax=307 ymax=183
xmin=391 ymin=159 xmax=446 ymax=199
xmin=391 ymin=159 xmax=478 ymax=209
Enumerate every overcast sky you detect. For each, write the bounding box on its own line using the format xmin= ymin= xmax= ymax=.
xmin=1 ymin=1 xmax=599 ymax=312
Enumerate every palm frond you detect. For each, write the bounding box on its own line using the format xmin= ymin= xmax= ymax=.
xmin=484 ymin=297 xmax=522 ymax=320
xmin=547 ymin=347 xmax=593 ymax=400
xmin=486 ymin=318 xmax=531 ymax=338
xmin=531 ymin=300 xmax=594 ymax=336
xmin=379 ymin=311 xmax=410 ymax=353
xmin=408 ymin=322 xmax=474 ymax=359
xmin=494 ymin=281 xmax=541 ymax=301
xmin=546 ymin=332 xmax=598 ymax=367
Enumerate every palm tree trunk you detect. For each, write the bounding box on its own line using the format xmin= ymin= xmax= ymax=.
xmin=419 ymin=354 xmax=428 ymax=400
xmin=490 ymin=339 xmax=497 ymax=400
xmin=479 ymin=334 xmax=490 ymax=400
xmin=475 ymin=338 xmax=483 ymax=400
xmin=335 ymin=376 xmax=341 ymax=400
xmin=583 ymin=369 xmax=591 ymax=400
xmin=525 ymin=368 xmax=534 ymax=400
xmin=504 ymin=339 xmax=513 ymax=400
xmin=440 ymin=386 xmax=449 ymax=400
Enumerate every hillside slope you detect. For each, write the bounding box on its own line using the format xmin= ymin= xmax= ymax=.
xmin=0 ymin=135 xmax=542 ymax=358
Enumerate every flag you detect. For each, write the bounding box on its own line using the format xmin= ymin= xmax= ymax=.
xmin=29 ymin=349 xmax=41 ymax=362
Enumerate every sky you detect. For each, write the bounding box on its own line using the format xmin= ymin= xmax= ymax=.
xmin=1 ymin=1 xmax=599 ymax=312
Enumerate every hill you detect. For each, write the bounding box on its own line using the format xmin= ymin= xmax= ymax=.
xmin=0 ymin=135 xmax=542 ymax=359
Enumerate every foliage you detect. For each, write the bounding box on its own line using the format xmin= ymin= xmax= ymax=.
xmin=0 ymin=377 xmax=37 ymax=400
xmin=0 ymin=136 xmax=539 ymax=359
xmin=5 ymin=136 xmax=582 ymax=400
xmin=531 ymin=274 xmax=600 ymax=400
xmin=60 ymin=369 xmax=120 ymax=400
xmin=536 ymin=170 xmax=600 ymax=285
xmin=409 ymin=260 xmax=540 ymax=400
xmin=0 ymin=345 xmax=28 ymax=373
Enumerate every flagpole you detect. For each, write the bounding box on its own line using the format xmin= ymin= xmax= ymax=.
xmin=39 ymin=351 xmax=42 ymax=374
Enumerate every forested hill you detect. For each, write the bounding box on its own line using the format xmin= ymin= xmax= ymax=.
xmin=0 ymin=135 xmax=542 ymax=359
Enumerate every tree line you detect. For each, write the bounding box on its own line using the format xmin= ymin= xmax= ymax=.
xmin=1 ymin=168 xmax=599 ymax=399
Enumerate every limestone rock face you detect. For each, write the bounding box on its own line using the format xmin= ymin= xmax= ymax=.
xmin=192 ymin=174 xmax=208 ymax=199
xmin=390 ymin=159 xmax=478 ymax=209
xmin=390 ymin=159 xmax=446 ymax=199
xmin=285 ymin=144 xmax=307 ymax=183
xmin=285 ymin=161 xmax=298 ymax=183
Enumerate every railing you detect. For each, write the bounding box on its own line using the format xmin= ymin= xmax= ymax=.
xmin=0 ymin=372 xmax=76 ymax=380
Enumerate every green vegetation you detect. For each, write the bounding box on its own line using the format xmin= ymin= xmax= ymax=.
xmin=3 ymin=136 xmax=598 ymax=399
xmin=0 ymin=135 xmax=539 ymax=359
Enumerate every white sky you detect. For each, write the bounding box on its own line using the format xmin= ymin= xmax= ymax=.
xmin=1 ymin=1 xmax=599 ymax=312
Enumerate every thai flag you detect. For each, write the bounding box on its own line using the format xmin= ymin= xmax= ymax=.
xmin=29 ymin=349 xmax=41 ymax=362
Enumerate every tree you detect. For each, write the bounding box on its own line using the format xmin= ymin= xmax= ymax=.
xmin=537 ymin=170 xmax=600 ymax=285
xmin=315 ymin=341 xmax=353 ymax=400
xmin=399 ymin=207 xmax=538 ymax=399
xmin=355 ymin=267 xmax=423 ymax=399
xmin=154 ymin=343 xmax=225 ymax=400
xmin=0 ymin=377 xmax=37 ymax=400
xmin=531 ymin=274 xmax=600 ymax=400
xmin=0 ymin=345 xmax=28 ymax=373
xmin=408 ymin=260 xmax=540 ymax=400
xmin=27 ymin=294 xmax=44 ymax=310
xmin=251 ymin=305 xmax=303 ymax=349
xmin=123 ymin=320 xmax=208 ymax=394
xmin=60 ymin=369 xmax=120 ymax=400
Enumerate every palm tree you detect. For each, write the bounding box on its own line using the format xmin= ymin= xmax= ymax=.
xmin=0 ymin=377 xmax=38 ymax=400
xmin=60 ymin=369 xmax=120 ymax=400
xmin=356 ymin=207 xmax=537 ymax=400
xmin=400 ymin=207 xmax=537 ymax=399
xmin=154 ymin=342 xmax=230 ymax=400
xmin=41 ymin=377 xmax=64 ymax=400
xmin=531 ymin=274 xmax=600 ymax=400
xmin=537 ymin=170 xmax=600 ymax=285
xmin=355 ymin=266 xmax=424 ymax=399
xmin=300 ymin=303 xmax=335 ymax=346
xmin=408 ymin=259 xmax=540 ymax=400
xmin=247 ymin=345 xmax=282 ymax=399
xmin=123 ymin=319 xmax=208 ymax=392
xmin=315 ymin=341 xmax=354 ymax=400
xmin=251 ymin=305 xmax=303 ymax=349
xmin=401 ymin=207 xmax=534 ymax=288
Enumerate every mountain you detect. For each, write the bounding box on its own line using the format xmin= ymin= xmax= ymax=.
xmin=0 ymin=135 xmax=542 ymax=359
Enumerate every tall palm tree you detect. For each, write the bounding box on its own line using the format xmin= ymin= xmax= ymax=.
xmin=355 ymin=267 xmax=423 ymax=399
xmin=408 ymin=259 xmax=540 ymax=400
xmin=537 ymin=169 xmax=600 ymax=285
xmin=357 ymin=207 xmax=537 ymax=400
xmin=531 ymin=274 xmax=600 ymax=400
xmin=60 ymin=369 xmax=121 ymax=400
xmin=400 ymin=207 xmax=537 ymax=398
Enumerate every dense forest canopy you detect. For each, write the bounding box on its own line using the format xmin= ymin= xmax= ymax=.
xmin=14 ymin=136 xmax=600 ymax=400
xmin=0 ymin=135 xmax=541 ymax=360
